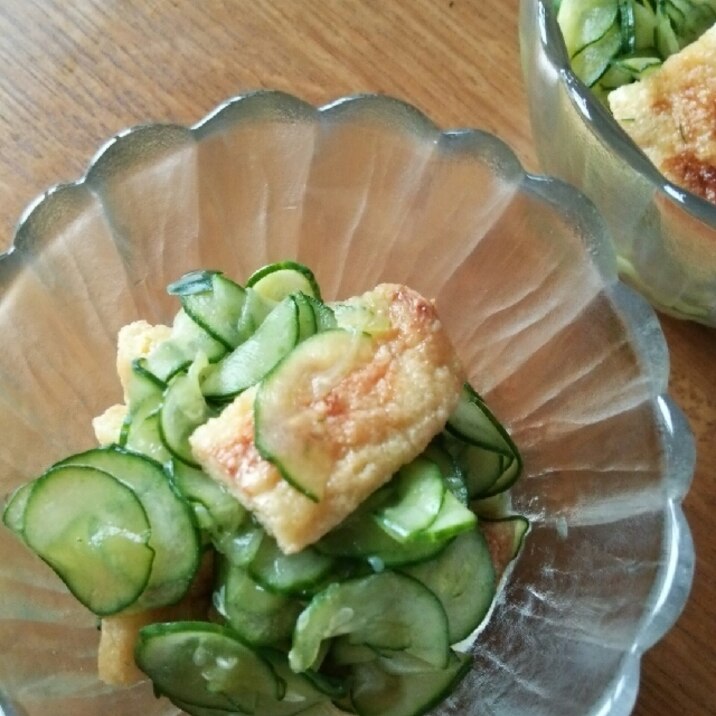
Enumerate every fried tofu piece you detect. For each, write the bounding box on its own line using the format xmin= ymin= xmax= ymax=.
xmin=116 ymin=320 xmax=171 ymax=401
xmin=190 ymin=283 xmax=464 ymax=554
xmin=609 ymin=24 xmax=716 ymax=202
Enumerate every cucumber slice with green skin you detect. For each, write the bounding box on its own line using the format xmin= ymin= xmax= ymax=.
xmin=202 ymin=296 xmax=300 ymax=400
xmin=214 ymin=561 xmax=302 ymax=647
xmin=255 ymin=329 xmax=374 ymax=502
xmin=422 ymin=439 xmax=468 ymax=506
xmin=135 ymin=621 xmax=282 ymax=713
xmin=348 ymin=650 xmax=471 ymax=716
xmin=144 ymin=309 xmax=227 ymax=383
xmin=247 ymin=260 xmax=322 ymax=302
xmin=289 ymin=572 xmax=450 ymax=674
xmin=126 ymin=358 xmax=166 ymax=408
xmin=169 ymin=461 xmax=246 ymax=536
xmin=446 ymin=384 xmax=518 ymax=459
xmin=22 ymin=465 xmax=154 ymax=616
xmin=249 ymin=534 xmax=336 ymax=597
xmin=557 ymin=0 xmax=619 ymax=57
xmin=416 ymin=489 xmax=476 ymax=543
xmin=618 ymin=0 xmax=636 ymax=53
xmin=315 ymin=507 xmax=447 ymax=568
xmin=124 ymin=406 xmax=172 ymax=464
xmin=304 ymin=296 xmax=337 ymax=332
xmin=168 ymin=269 xmax=220 ymax=296
xmin=572 ymin=21 xmax=623 ymax=86
xmin=372 ymin=458 xmax=445 ymax=543
xmin=2 ymin=480 xmax=36 ymax=536
xmin=57 ymin=446 xmax=201 ymax=609
xmin=236 ymin=287 xmax=277 ymax=343
xmin=214 ymin=521 xmax=265 ymax=567
xmin=160 ymin=357 xmax=211 ymax=467
xmin=481 ymin=453 xmax=523 ymax=498
xmin=481 ymin=515 xmax=530 ymax=581
xmin=401 ymin=527 xmax=495 ymax=643
xmin=179 ymin=272 xmax=247 ymax=350
xmin=452 ymin=442 xmax=503 ymax=499
xmin=255 ymin=650 xmax=334 ymax=716
xmin=294 ymin=291 xmax=318 ymax=341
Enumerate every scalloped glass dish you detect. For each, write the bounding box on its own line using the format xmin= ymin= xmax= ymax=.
xmin=519 ymin=0 xmax=716 ymax=326
xmin=0 ymin=91 xmax=695 ymax=716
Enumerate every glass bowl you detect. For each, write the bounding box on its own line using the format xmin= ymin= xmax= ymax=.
xmin=519 ymin=0 xmax=716 ymax=327
xmin=0 ymin=91 xmax=695 ymax=716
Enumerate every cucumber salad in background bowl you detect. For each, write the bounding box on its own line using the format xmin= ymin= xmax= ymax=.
xmin=520 ymin=0 xmax=716 ymax=325
xmin=0 ymin=91 xmax=695 ymax=715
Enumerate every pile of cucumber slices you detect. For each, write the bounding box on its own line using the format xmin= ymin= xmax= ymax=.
xmin=3 ymin=261 xmax=529 ymax=716
xmin=555 ymin=0 xmax=716 ymax=99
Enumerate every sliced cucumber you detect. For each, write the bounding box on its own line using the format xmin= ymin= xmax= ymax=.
xmin=22 ymin=465 xmax=154 ymax=616
xmin=178 ymin=272 xmax=247 ymax=350
xmin=2 ymin=480 xmax=36 ymax=537
xmin=373 ymin=458 xmax=445 ymax=543
xmin=214 ymin=560 xmax=302 ymax=647
xmin=348 ymin=650 xmax=471 ymax=716
xmin=144 ymin=309 xmax=226 ymax=383
xmin=213 ymin=521 xmax=264 ymax=567
xmin=249 ymin=534 xmax=336 ymax=597
xmin=572 ymin=21 xmax=624 ymax=86
xmin=236 ymin=286 xmax=277 ymax=343
xmin=135 ymin=621 xmax=281 ymax=712
xmin=294 ymin=291 xmax=318 ymax=341
xmin=422 ymin=439 xmax=468 ymax=505
xmin=58 ymin=446 xmax=201 ymax=609
xmin=124 ymin=404 xmax=171 ymax=464
xmin=247 ymin=260 xmax=322 ymax=302
xmin=169 ymin=461 xmax=246 ymax=536
xmin=446 ymin=384 xmax=518 ymax=458
xmin=255 ymin=329 xmax=374 ymax=502
xmin=453 ymin=443 xmax=503 ymax=499
xmin=202 ymin=295 xmax=300 ymax=400
xmin=401 ymin=528 xmax=495 ymax=643
xmin=125 ymin=358 xmax=166 ymax=409
xmin=416 ymin=489 xmax=476 ymax=543
xmin=289 ymin=572 xmax=450 ymax=674
xmin=557 ymin=0 xmax=619 ymax=57
xmin=160 ymin=357 xmax=211 ymax=467
xmin=305 ymin=296 xmax=337 ymax=332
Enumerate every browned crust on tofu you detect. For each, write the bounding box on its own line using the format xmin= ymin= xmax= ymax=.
xmin=190 ymin=283 xmax=464 ymax=554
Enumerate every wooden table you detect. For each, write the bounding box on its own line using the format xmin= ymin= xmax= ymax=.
xmin=0 ymin=1 xmax=713 ymax=713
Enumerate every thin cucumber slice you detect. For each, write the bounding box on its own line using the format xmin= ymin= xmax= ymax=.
xmin=247 ymin=260 xmax=322 ymax=301
xmin=144 ymin=309 xmax=226 ymax=383
xmin=202 ymin=295 xmax=300 ymax=400
xmin=213 ymin=521 xmax=264 ymax=567
xmin=135 ymin=621 xmax=281 ymax=712
xmin=316 ymin=505 xmax=447 ymax=568
xmin=294 ymin=291 xmax=318 ymax=341
xmin=124 ymin=406 xmax=171 ymax=464
xmin=305 ymin=296 xmax=337 ymax=332
xmin=422 ymin=439 xmax=468 ymax=505
xmin=23 ymin=465 xmax=154 ymax=616
xmin=416 ymin=489 xmax=476 ymax=543
xmin=169 ymin=461 xmax=246 ymax=536
xmin=332 ymin=301 xmax=391 ymax=336
xmin=572 ymin=21 xmax=623 ymax=86
xmin=618 ymin=0 xmax=636 ymax=53
xmin=255 ymin=329 xmax=374 ymax=502
xmin=168 ymin=269 xmax=220 ymax=296
xmin=257 ymin=650 xmax=332 ymax=716
xmin=126 ymin=358 xmax=166 ymax=409
xmin=236 ymin=286 xmax=277 ymax=343
xmin=289 ymin=572 xmax=450 ymax=674
xmin=446 ymin=384 xmax=517 ymax=458
xmin=58 ymin=447 xmax=201 ymax=609
xmin=401 ymin=528 xmax=495 ymax=642
xmin=481 ymin=516 xmax=530 ymax=581
xmin=249 ymin=534 xmax=336 ymax=596
xmin=160 ymin=357 xmax=211 ymax=467
xmin=349 ymin=650 xmax=471 ymax=716
xmin=2 ymin=480 xmax=36 ymax=537
xmin=180 ymin=272 xmax=247 ymax=350
xmin=557 ymin=0 xmax=619 ymax=57
xmin=481 ymin=453 xmax=523 ymax=498
xmin=455 ymin=443 xmax=503 ymax=499
xmin=373 ymin=458 xmax=445 ymax=543
xmin=214 ymin=561 xmax=302 ymax=647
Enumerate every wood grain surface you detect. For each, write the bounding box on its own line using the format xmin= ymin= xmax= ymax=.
xmin=0 ymin=1 xmax=713 ymax=714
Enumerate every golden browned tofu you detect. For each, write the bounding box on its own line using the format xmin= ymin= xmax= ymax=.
xmin=190 ymin=283 xmax=464 ymax=554
xmin=609 ymin=24 xmax=716 ymax=202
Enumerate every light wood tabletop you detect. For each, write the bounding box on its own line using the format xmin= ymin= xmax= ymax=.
xmin=0 ymin=1 xmax=713 ymax=714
